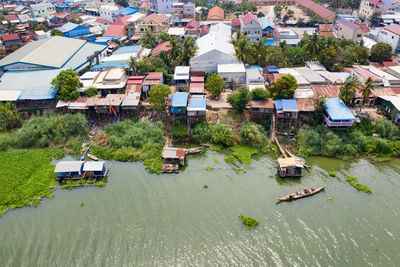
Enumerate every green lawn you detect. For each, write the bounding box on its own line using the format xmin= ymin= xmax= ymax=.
xmin=0 ymin=149 xmax=57 ymax=216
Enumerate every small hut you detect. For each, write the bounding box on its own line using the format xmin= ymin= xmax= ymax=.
xmin=276 ymin=157 xmax=304 ymax=177
xmin=162 ymin=147 xmax=186 ymax=173
xmin=54 ymin=161 xmax=84 ymax=180
xmin=82 ymin=161 xmax=108 ymax=178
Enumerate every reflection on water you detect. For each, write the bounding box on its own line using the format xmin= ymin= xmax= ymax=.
xmin=1 ymin=152 xmax=400 ymax=266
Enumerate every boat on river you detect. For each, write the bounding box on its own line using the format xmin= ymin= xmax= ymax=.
xmin=277 ymin=185 xmax=326 ymax=201
xmin=87 ymin=153 xmax=98 ymax=161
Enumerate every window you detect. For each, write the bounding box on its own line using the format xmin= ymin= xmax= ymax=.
xmin=357 ymin=34 xmax=362 ymax=37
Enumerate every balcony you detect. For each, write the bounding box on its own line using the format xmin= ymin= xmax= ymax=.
xmin=324 ymin=114 xmax=354 ymax=127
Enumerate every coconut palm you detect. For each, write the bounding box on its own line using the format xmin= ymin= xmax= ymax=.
xmin=167 ymin=35 xmax=181 ymax=64
xmin=128 ymin=56 xmax=138 ymax=75
xmin=339 ymin=76 xmax=360 ymax=105
xmin=140 ymin=30 xmax=157 ymax=49
xmin=301 ymin=32 xmax=324 ymax=60
xmin=178 ymin=36 xmax=198 ymax=66
xmin=359 ymin=77 xmax=374 ymax=107
xmin=253 ymin=39 xmax=267 ymax=66
xmin=5 ymin=20 xmax=16 ymax=34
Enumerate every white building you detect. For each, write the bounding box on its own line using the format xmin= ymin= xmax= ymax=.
xmin=150 ymin=0 xmax=179 ymax=14
xmin=99 ymin=5 xmax=120 ymax=22
xmin=217 ymin=63 xmax=246 ymax=86
xmin=190 ymin=23 xmax=239 ymax=73
xmin=377 ymin=23 xmax=400 ymax=52
xmin=240 ymin=13 xmax=262 ymax=43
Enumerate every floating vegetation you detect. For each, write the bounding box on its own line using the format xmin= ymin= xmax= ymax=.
xmin=212 ymin=151 xmax=216 ymax=155
xmin=213 ymin=158 xmax=220 ymax=164
xmin=346 ymin=176 xmax=372 ymax=194
xmin=238 ymin=214 xmax=259 ymax=229
xmin=268 ymin=174 xmax=274 ymax=178
xmin=97 ymin=181 xmax=106 ymax=187
xmin=224 ymin=156 xmax=237 ymax=164
xmin=205 ymin=167 xmax=215 ymax=171
xmin=0 ymin=149 xmax=57 ymax=216
xmin=328 ymin=171 xmax=336 ymax=177
xmin=237 ymin=167 xmax=247 ymax=173
xmin=203 ymin=184 xmax=208 ymax=189
xmin=328 ymin=196 xmax=334 ymax=200
xmin=80 ymin=202 xmax=84 ymax=207
xmin=230 ymin=145 xmax=258 ymax=164
xmin=144 ymin=157 xmax=164 ymax=175
xmin=210 ymin=144 xmax=223 ymax=151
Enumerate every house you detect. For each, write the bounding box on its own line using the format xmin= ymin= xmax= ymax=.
xmin=358 ymin=0 xmax=387 ymax=19
xmin=1 ymin=33 xmax=21 ymax=50
xmin=142 ymin=72 xmax=164 ymax=94
xmin=379 ymin=95 xmax=400 ymax=123
xmin=276 ymin=28 xmax=300 ymax=46
xmin=30 ymin=3 xmax=56 ymax=18
xmin=199 ymin=25 xmax=210 ymax=37
xmin=259 ymin=17 xmax=275 ymax=38
xmin=150 ymin=41 xmax=171 ymax=56
xmin=217 ymin=63 xmax=246 ymax=87
xmin=168 ymin=27 xmax=186 ymax=37
xmin=54 ymin=161 xmax=84 ymax=179
xmin=56 ymin=22 xmax=90 ymax=38
xmin=275 ymin=98 xmax=298 ymax=130
xmin=91 ymin=68 xmax=128 ymax=95
xmin=150 ymin=0 xmax=178 ymax=14
xmin=83 ymin=161 xmax=108 ymax=178
xmin=185 ymin=19 xmax=199 ymax=36
xmin=359 ymin=65 xmax=400 ymax=86
xmin=295 ymin=67 xmax=327 ymax=84
xmin=189 ymin=76 xmax=205 ymax=94
xmin=126 ymin=12 xmax=146 ymax=39
xmin=296 ymin=0 xmax=335 ymax=22
xmin=99 ymin=5 xmax=121 ymax=22
xmin=122 ymin=78 xmax=142 ymax=112
xmin=240 ymin=13 xmax=262 ymax=42
xmin=250 ymin=98 xmax=274 ymax=118
xmin=190 ymin=23 xmax=238 ymax=72
xmin=276 ymin=157 xmax=303 ymax=177
xmin=170 ymin=92 xmax=189 ymax=114
xmin=377 ymin=23 xmax=400 ymax=53
xmin=187 ymin=95 xmax=206 ymax=124
xmin=172 ymin=2 xmax=184 ymax=19
xmin=183 ymin=2 xmax=195 ymax=18
xmin=119 ymin=7 xmax=139 ymax=16
xmin=334 ymin=19 xmax=364 ymax=43
xmin=231 ymin=17 xmax=241 ymax=32
xmin=48 ymin=12 xmax=68 ymax=26
xmin=137 ymin=13 xmax=169 ymax=35
xmin=324 ymin=97 xmax=356 ymax=127
xmin=246 ymin=67 xmax=265 ymax=90
xmin=352 ymin=67 xmax=383 ymax=86
xmin=318 ymin=24 xmax=334 ymax=37
xmin=86 ymin=94 xmax=125 ymax=118
xmin=207 ymin=6 xmax=224 ymax=21
xmin=162 ymin=147 xmax=186 ymax=166
xmin=103 ymin=24 xmax=127 ymax=39
xmin=3 ymin=14 xmax=20 ymax=24
xmin=248 ymin=0 xmax=295 ymax=5
xmin=174 ymin=66 xmax=190 ymax=90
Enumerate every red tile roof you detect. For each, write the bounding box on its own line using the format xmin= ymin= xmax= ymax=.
xmin=367 ymin=0 xmax=385 ymax=5
xmin=296 ymin=0 xmax=334 ymax=19
xmin=320 ymin=31 xmax=335 ymax=37
xmin=296 ymin=0 xmax=315 ymax=8
xmin=241 ymin=12 xmax=261 ymax=26
xmin=200 ymin=25 xmax=209 ymax=35
xmin=384 ymin=23 xmax=400 ymax=36
xmin=113 ymin=15 xmax=131 ymax=26
xmin=2 ymin=33 xmax=20 ymax=41
xmin=185 ymin=19 xmax=199 ymax=30
xmin=318 ymin=24 xmax=333 ymax=32
xmin=4 ymin=15 xmax=18 ymax=21
xmin=142 ymin=13 xmax=168 ymax=24
xmin=353 ymin=67 xmax=379 ymax=80
xmin=350 ymin=19 xmax=370 ymax=33
xmin=95 ymin=18 xmax=109 ymax=24
xmin=103 ymin=24 xmax=126 ymax=37
xmin=191 ymin=76 xmax=204 ymax=82
xmin=207 ymin=6 xmax=224 ymax=20
xmin=151 ymin=41 xmax=171 ymax=56
xmin=231 ymin=18 xmax=240 ymax=26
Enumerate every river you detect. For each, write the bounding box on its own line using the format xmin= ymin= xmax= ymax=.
xmin=1 ymin=151 xmax=399 ymax=266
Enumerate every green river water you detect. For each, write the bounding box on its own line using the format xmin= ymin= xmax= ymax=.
xmin=1 ymin=151 xmax=400 ymax=266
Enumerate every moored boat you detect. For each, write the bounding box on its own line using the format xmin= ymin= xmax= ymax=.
xmin=87 ymin=153 xmax=98 ymax=161
xmin=277 ymin=185 xmax=326 ymax=201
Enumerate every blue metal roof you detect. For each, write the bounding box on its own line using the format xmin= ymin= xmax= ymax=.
xmin=120 ymin=7 xmax=139 ymax=15
xmin=336 ymin=14 xmax=356 ymax=20
xmin=95 ymin=36 xmax=120 ymax=43
xmin=190 ymin=97 xmax=206 ymax=109
xmin=259 ymin=17 xmax=275 ymax=31
xmin=325 ymin=97 xmax=355 ymax=121
xmin=57 ymin=22 xmax=80 ymax=32
xmin=171 ymin=92 xmax=189 ymax=107
xmin=275 ymin=99 xmax=298 ymax=112
xmin=113 ymin=45 xmax=141 ymax=55
xmin=90 ymin=63 xmax=129 ymax=70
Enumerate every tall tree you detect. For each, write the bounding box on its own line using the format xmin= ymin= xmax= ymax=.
xmin=51 ymin=69 xmax=83 ymax=101
xmin=167 ymin=35 xmax=182 ymax=64
xmin=300 ymin=33 xmax=324 ymax=60
xmin=140 ymin=30 xmax=157 ymax=49
xmin=128 ymin=56 xmax=139 ymax=75
xmin=148 ymin=84 xmax=171 ymax=111
xmin=228 ymin=86 xmax=250 ymax=112
xmin=178 ymin=36 xmax=198 ymax=66
xmin=269 ymin=74 xmax=298 ymax=99
xmin=206 ymin=73 xmax=225 ymax=99
xmin=359 ymin=77 xmax=374 ymax=107
xmin=339 ymin=76 xmax=359 ymax=104
xmin=370 ymin=42 xmax=392 ymax=62
xmin=5 ymin=20 xmax=16 ymax=34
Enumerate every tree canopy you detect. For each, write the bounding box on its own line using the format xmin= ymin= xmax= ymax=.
xmin=148 ymin=84 xmax=171 ymax=111
xmin=228 ymin=86 xmax=250 ymax=112
xmin=51 ymin=69 xmax=82 ymax=101
xmin=370 ymin=42 xmax=392 ymax=62
xmin=84 ymin=86 xmax=98 ymax=97
xmin=50 ymin=29 xmax=64 ymax=36
xmin=206 ymin=73 xmax=225 ymax=98
xmin=269 ymin=74 xmax=298 ymax=99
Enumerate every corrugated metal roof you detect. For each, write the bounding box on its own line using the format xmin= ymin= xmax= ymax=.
xmin=54 ymin=161 xmax=83 ymax=173
xmin=250 ymin=98 xmax=274 ymax=109
xmin=275 ymin=99 xmax=298 ymax=112
xmin=83 ymin=161 xmax=105 ymax=171
xmin=188 ymin=96 xmax=206 ymax=111
xmin=325 ymin=97 xmax=355 ymax=121
xmin=171 ymin=92 xmax=189 ymax=107
xmin=0 ymin=90 xmax=21 ymax=101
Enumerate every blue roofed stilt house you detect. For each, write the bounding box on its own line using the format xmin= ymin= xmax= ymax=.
xmin=187 ymin=95 xmax=206 ymax=125
xmin=169 ymin=92 xmax=189 ymax=115
xmin=0 ymin=36 xmax=107 ymax=107
xmin=275 ymin=99 xmax=298 ymax=132
xmin=324 ymin=97 xmax=356 ymax=127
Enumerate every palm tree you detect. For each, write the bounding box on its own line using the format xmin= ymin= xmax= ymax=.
xmin=339 ymin=76 xmax=360 ymax=105
xmin=140 ymin=30 xmax=157 ymax=49
xmin=359 ymin=77 xmax=374 ymax=108
xmin=167 ymin=35 xmax=181 ymax=65
xmin=178 ymin=36 xmax=198 ymax=66
xmin=5 ymin=20 xmax=16 ymax=34
xmin=128 ymin=56 xmax=138 ymax=75
xmin=254 ymin=39 xmax=267 ymax=66
xmin=301 ymin=33 xmax=324 ymax=60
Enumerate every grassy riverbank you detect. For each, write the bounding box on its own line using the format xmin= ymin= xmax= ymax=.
xmin=0 ymin=149 xmax=57 ymax=216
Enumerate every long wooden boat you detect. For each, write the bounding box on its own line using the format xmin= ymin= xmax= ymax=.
xmin=277 ymin=185 xmax=326 ymax=201
xmin=87 ymin=153 xmax=98 ymax=161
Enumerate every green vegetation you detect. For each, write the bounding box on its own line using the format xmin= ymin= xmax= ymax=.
xmin=205 ymin=167 xmax=215 ymax=171
xmin=1 ymin=113 xmax=87 ymax=151
xmin=206 ymin=73 xmax=225 ymax=98
xmin=192 ymin=122 xmax=234 ymax=147
xmin=249 ymin=87 xmax=269 ymax=100
xmin=228 ymin=86 xmax=250 ymax=112
xmin=240 ymin=122 xmax=269 ymax=151
xmin=148 ymin=84 xmax=171 ymax=111
xmin=0 ymin=149 xmax=57 ymax=216
xmin=224 ymin=156 xmax=237 ymax=164
xmin=269 ymin=74 xmax=298 ymax=99
xmin=328 ymin=196 xmax=334 ymax=200
xmin=346 ymin=176 xmax=372 ymax=194
xmin=191 ymin=121 xmax=212 ymax=144
xmin=80 ymin=202 xmax=84 ymax=207
xmin=238 ymin=214 xmax=259 ymax=229
xmin=203 ymin=184 xmax=208 ymax=189
xmin=51 ymin=69 xmax=83 ymax=101
xmin=213 ymin=158 xmax=220 ymax=164
xmin=50 ymin=29 xmax=64 ymax=36
xmin=172 ymin=120 xmax=187 ymax=139
xmin=92 ymin=120 xmax=165 ymax=174
xmin=370 ymin=42 xmax=392 ymax=62
xmin=231 ymin=145 xmax=258 ymax=165
xmin=0 ymin=102 xmax=22 ymax=132
xmin=328 ymin=171 xmax=336 ymax=177
xmin=84 ymin=86 xmax=98 ymax=97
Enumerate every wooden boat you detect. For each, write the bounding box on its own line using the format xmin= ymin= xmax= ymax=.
xmin=87 ymin=153 xmax=98 ymax=161
xmin=277 ymin=185 xmax=326 ymax=201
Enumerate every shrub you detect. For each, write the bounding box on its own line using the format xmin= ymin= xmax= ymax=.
xmin=374 ymin=119 xmax=399 ymax=140
xmin=224 ymin=156 xmax=237 ymax=164
xmin=238 ymin=214 xmax=259 ymax=229
xmin=0 ymin=103 xmax=22 ymax=132
xmin=240 ymin=122 xmax=269 ymax=150
xmin=249 ymin=87 xmax=269 ymax=100
xmin=191 ymin=121 xmax=212 ymax=143
xmin=231 ymin=145 xmax=258 ymax=164
xmin=328 ymin=171 xmax=336 ymax=177
xmin=227 ymin=86 xmax=250 ymax=112
xmin=84 ymin=86 xmax=98 ymax=97
xmin=210 ymin=123 xmax=235 ymax=146
xmin=172 ymin=120 xmax=187 ymax=139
